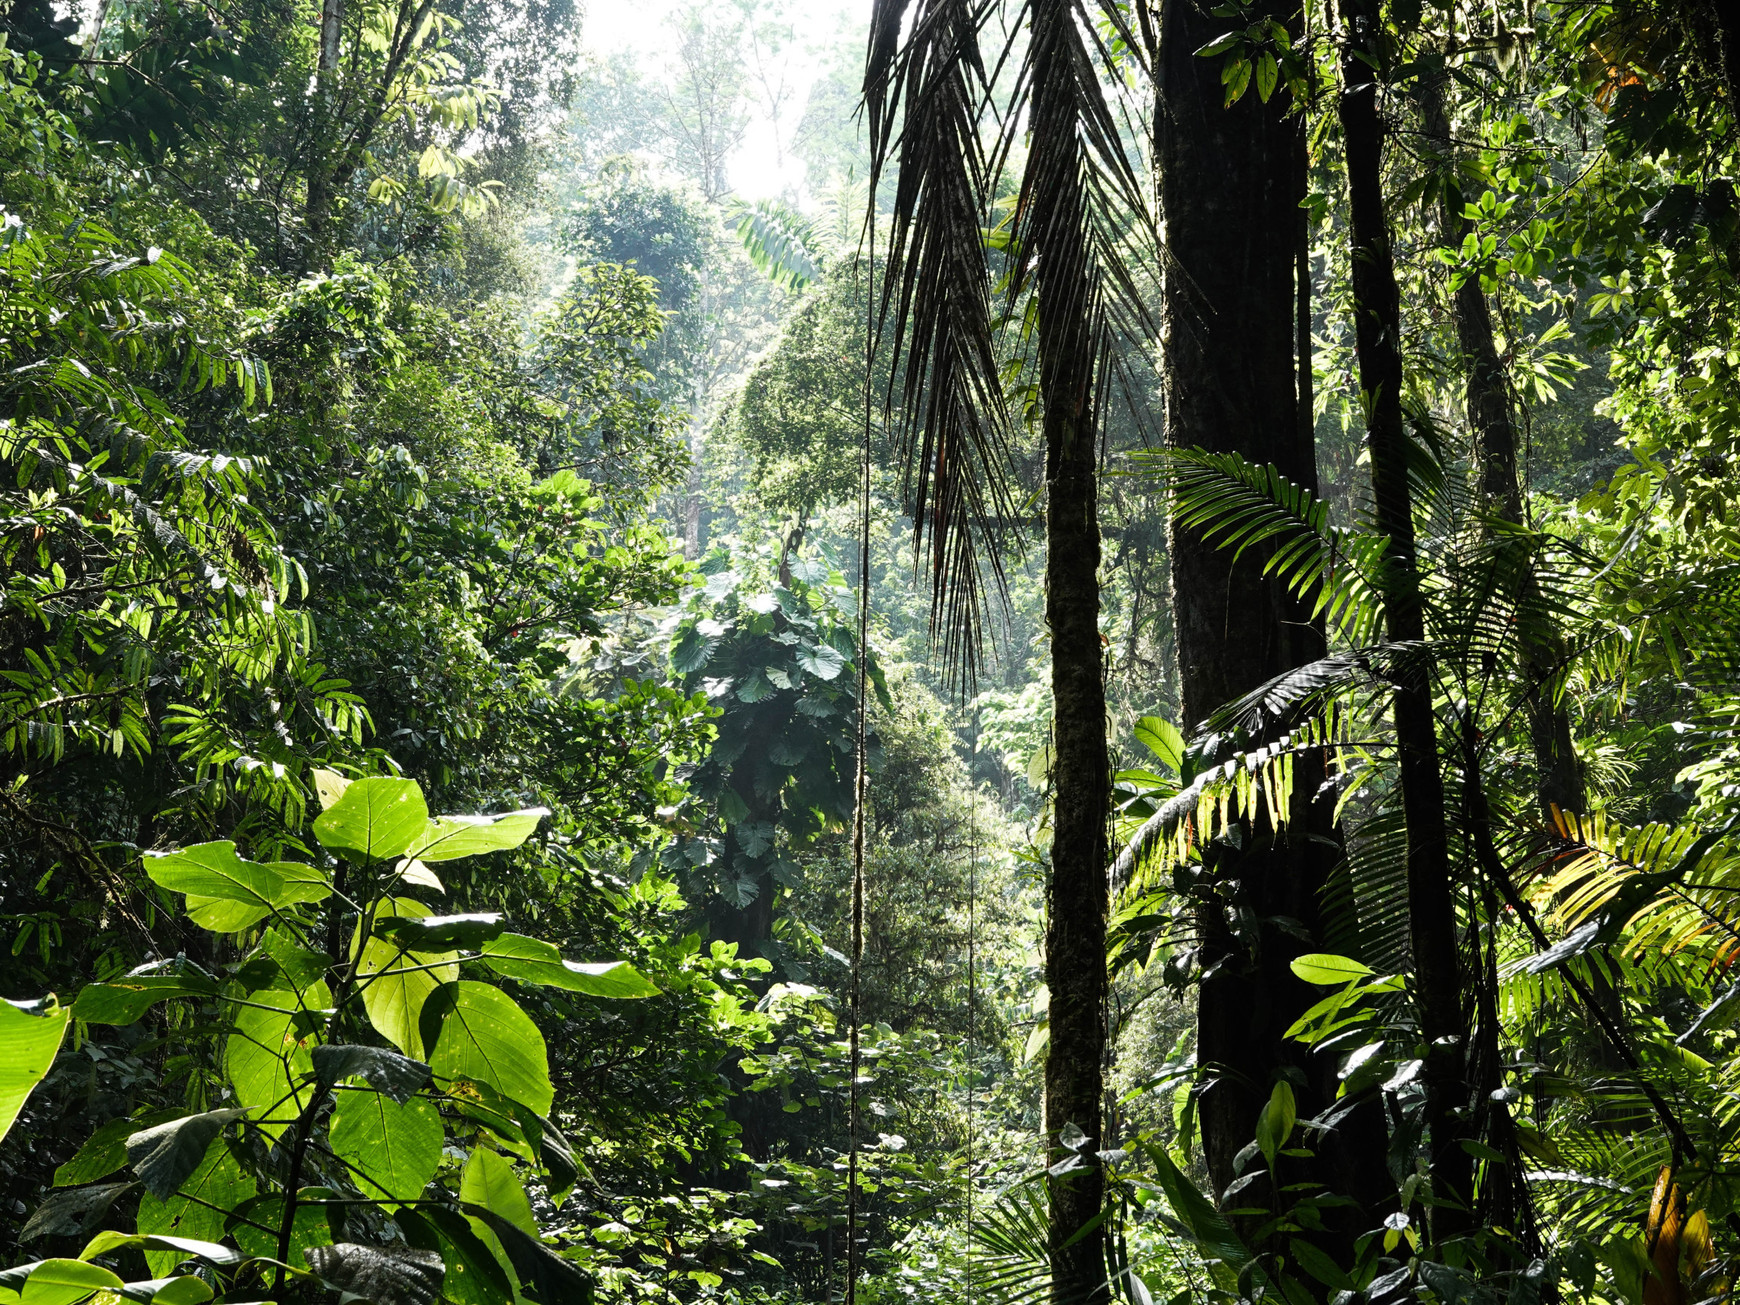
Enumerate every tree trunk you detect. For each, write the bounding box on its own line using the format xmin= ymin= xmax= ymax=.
xmin=1157 ymin=0 xmax=1391 ymax=1253
xmin=303 ymin=0 xmax=345 ymax=268
xmin=1030 ymin=5 xmax=1110 ymax=1302
xmin=1334 ymin=0 xmax=1470 ymax=1244
xmin=1419 ymin=66 xmax=1583 ymax=822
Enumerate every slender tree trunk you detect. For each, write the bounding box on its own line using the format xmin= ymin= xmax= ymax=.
xmin=303 ymin=0 xmax=345 ymax=268
xmin=1334 ymin=0 xmax=1471 ymax=1243
xmin=1158 ymin=0 xmax=1390 ymax=1252
xmin=1420 ymin=68 xmax=1583 ymax=821
xmin=1030 ymin=4 xmax=1109 ymax=1301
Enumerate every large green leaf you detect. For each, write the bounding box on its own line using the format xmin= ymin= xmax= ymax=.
xmin=142 ymin=843 xmax=329 ymax=932
xmin=0 ymin=1259 xmax=123 ymax=1305
xmin=479 ymin=935 xmax=658 ymax=998
xmin=126 ymin=1110 xmax=246 ymax=1199
xmin=395 ymin=1208 xmax=514 ymax=1305
xmin=314 ymin=779 xmax=430 ymax=862
xmin=73 ymin=975 xmax=220 ymax=1026
xmin=0 ymin=997 xmax=68 ymax=1145
xmin=134 ymin=1137 xmax=255 ymax=1276
xmin=20 ymin=1185 xmax=136 ymax=1242
xmin=459 ymin=1149 xmax=536 ymax=1237
xmin=355 ymin=899 xmax=458 ymax=1059
xmin=403 ymin=810 xmax=549 ymax=864
xmin=1289 ymin=954 xmax=1376 ymax=986
xmin=55 ymin=1112 xmax=180 ymax=1187
xmin=374 ymin=914 xmax=507 ymax=951
xmin=231 ymin=1192 xmax=334 ymax=1267
xmin=426 ymin=982 xmax=554 ymax=1117
xmin=224 ymin=979 xmax=329 ymax=1143
xmin=330 ymin=1091 xmax=441 ymax=1204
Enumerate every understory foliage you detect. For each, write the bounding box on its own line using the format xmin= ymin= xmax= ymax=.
xmin=17 ymin=0 xmax=1740 ymax=1303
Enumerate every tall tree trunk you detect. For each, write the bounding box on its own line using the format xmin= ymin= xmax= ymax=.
xmin=1158 ymin=0 xmax=1391 ymax=1252
xmin=1334 ymin=0 xmax=1470 ymax=1244
xmin=1419 ymin=67 xmax=1583 ymax=821
xmin=303 ymin=0 xmax=345 ymax=268
xmin=1031 ymin=4 xmax=1109 ymax=1300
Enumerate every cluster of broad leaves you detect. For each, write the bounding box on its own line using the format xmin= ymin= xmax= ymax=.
xmin=1 ymin=774 xmax=658 ymax=1305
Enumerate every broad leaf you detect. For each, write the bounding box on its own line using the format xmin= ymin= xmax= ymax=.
xmin=330 ymin=1091 xmax=441 ymax=1204
xmin=460 ymin=1148 xmax=536 ymax=1236
xmin=1289 ymin=954 xmax=1376 ymax=986
xmin=479 ymin=935 xmax=658 ymax=998
xmin=225 ymin=978 xmax=329 ymax=1143
xmin=73 ymin=976 xmax=220 ymax=1026
xmin=795 ymin=643 xmax=846 ymax=680
xmin=20 ymin=1185 xmax=136 ymax=1241
xmin=0 ymin=996 xmax=68 ymax=1145
xmin=125 ymin=1111 xmax=246 ymax=1200
xmin=311 ymin=1044 xmax=430 ymax=1103
xmin=0 ymin=1259 xmax=123 ymax=1305
xmin=374 ymin=914 xmax=508 ymax=951
xmin=425 ymin=981 xmax=554 ymax=1117
xmin=403 ymin=810 xmax=549 ymax=864
xmin=355 ymin=898 xmax=458 ymax=1059
xmin=464 ymin=1206 xmax=593 ymax=1305
xmin=305 ymin=1245 xmax=444 ymax=1305
xmin=395 ymin=1208 xmax=513 ymax=1305
xmin=313 ymin=768 xmax=351 ymax=810
xmin=1133 ymin=716 xmax=1185 ymax=773
xmin=55 ymin=1113 xmax=179 ymax=1187
xmin=230 ymin=1193 xmax=333 ymax=1267
xmin=77 ymin=1233 xmax=241 ymax=1267
xmin=314 ymin=779 xmax=430 ymax=862
xmin=136 ymin=1138 xmax=257 ymax=1273
xmin=142 ymin=843 xmax=329 ymax=932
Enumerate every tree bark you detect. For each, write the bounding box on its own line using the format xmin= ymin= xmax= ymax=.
xmin=1030 ymin=5 xmax=1110 ymax=1302
xmin=1334 ymin=0 xmax=1470 ymax=1244
xmin=1419 ymin=66 xmax=1583 ymax=822
xmin=1157 ymin=0 xmax=1391 ymax=1254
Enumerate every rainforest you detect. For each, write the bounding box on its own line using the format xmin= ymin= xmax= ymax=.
xmin=2 ymin=0 xmax=1738 ymax=1301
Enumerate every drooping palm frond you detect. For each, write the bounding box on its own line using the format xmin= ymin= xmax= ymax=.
xmin=864 ymin=0 xmax=1015 ymax=678
xmin=727 ymin=198 xmax=826 ymax=292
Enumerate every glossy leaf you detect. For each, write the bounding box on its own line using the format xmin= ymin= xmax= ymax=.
xmin=403 ymin=810 xmax=549 ymax=863
xmin=330 ymin=1091 xmax=442 ymax=1204
xmin=72 ymin=976 xmax=220 ymax=1026
xmin=356 ymin=898 xmax=458 ymax=1059
xmin=0 ymin=997 xmax=69 ymax=1145
xmin=479 ymin=935 xmax=658 ymax=998
xmin=1289 ymin=954 xmax=1376 ymax=986
xmin=314 ymin=778 xmax=430 ymax=862
xmin=426 ymin=981 xmax=554 ymax=1117
xmin=142 ymin=843 xmax=329 ymax=932
xmin=374 ymin=913 xmax=508 ymax=951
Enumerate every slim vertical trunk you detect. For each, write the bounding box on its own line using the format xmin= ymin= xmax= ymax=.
xmin=1334 ymin=0 xmax=1470 ymax=1242
xmin=1158 ymin=0 xmax=1390 ymax=1251
xmin=304 ymin=0 xmax=345 ymax=267
xmin=1420 ymin=68 xmax=1583 ymax=821
xmin=1030 ymin=5 xmax=1109 ymax=1301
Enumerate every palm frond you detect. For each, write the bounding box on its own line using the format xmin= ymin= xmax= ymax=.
xmin=1146 ymin=447 xmax=1389 ymax=645
xmin=865 ymin=0 xmax=1016 ymax=679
